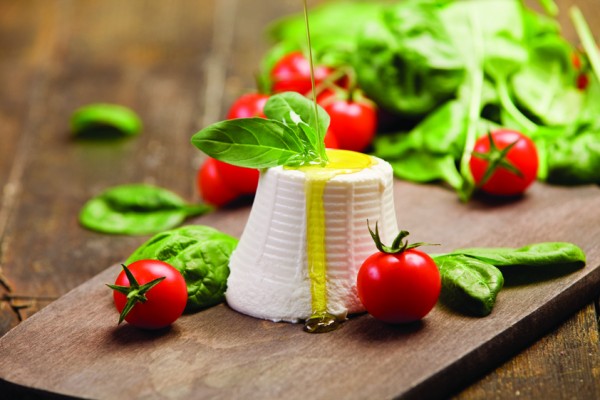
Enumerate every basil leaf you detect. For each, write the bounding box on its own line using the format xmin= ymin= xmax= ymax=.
xmin=263 ymin=92 xmax=328 ymax=162
xmin=126 ymin=225 xmax=238 ymax=311
xmin=434 ymin=254 xmax=504 ymax=316
xmin=71 ymin=103 xmax=142 ymax=138
xmin=79 ymin=184 xmax=211 ymax=235
xmin=445 ymin=242 xmax=586 ymax=269
xmin=191 ymin=117 xmax=312 ymax=168
xmin=265 ymin=92 xmax=329 ymax=141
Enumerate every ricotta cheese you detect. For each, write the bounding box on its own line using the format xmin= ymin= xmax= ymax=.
xmin=226 ymin=150 xmax=398 ymax=324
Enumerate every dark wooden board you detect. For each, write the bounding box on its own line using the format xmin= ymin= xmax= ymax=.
xmin=1 ymin=181 xmax=599 ymax=400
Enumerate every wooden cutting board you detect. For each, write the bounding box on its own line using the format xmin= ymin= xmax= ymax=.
xmin=1 ymin=181 xmax=599 ymax=400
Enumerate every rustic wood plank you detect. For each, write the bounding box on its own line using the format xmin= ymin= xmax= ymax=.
xmin=456 ymin=302 xmax=600 ymax=399
xmin=0 ymin=181 xmax=599 ymax=400
xmin=0 ymin=0 xmax=220 ymax=329
xmin=0 ymin=0 xmax=599 ymax=398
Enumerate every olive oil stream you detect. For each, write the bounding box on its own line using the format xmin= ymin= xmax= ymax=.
xmin=300 ymin=0 xmax=374 ymax=333
xmin=300 ymin=150 xmax=374 ymax=333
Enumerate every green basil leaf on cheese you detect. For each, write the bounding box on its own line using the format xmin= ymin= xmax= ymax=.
xmin=191 ymin=117 xmax=309 ymax=168
xmin=264 ymin=91 xmax=329 ymax=158
xmin=191 ymin=92 xmax=329 ymax=168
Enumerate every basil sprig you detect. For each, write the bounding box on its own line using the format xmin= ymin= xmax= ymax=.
xmin=191 ymin=92 xmax=329 ymax=168
xmin=432 ymin=242 xmax=586 ymax=316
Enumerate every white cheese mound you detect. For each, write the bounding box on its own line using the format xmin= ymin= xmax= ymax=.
xmin=226 ymin=156 xmax=398 ymax=323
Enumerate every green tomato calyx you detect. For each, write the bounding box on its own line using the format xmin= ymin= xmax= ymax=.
xmin=368 ymin=221 xmax=434 ymax=255
xmin=106 ymin=264 xmax=166 ymax=325
xmin=472 ymin=131 xmax=524 ymax=189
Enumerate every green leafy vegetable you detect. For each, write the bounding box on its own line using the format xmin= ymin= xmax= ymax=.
xmin=432 ymin=242 xmax=586 ymax=316
xmin=191 ymin=92 xmax=328 ymax=168
xmin=126 ymin=225 xmax=238 ymax=311
xmin=354 ymin=0 xmax=465 ymax=116
xmin=79 ymin=184 xmax=211 ymax=235
xmin=71 ymin=103 xmax=142 ymax=138
xmin=434 ymin=254 xmax=504 ymax=316
xmin=437 ymin=242 xmax=586 ymax=269
xmin=265 ymin=0 xmax=600 ymax=192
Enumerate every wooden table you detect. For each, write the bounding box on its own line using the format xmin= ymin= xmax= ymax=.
xmin=0 ymin=0 xmax=598 ymax=398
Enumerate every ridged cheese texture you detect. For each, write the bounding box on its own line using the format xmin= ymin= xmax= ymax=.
xmin=226 ymin=150 xmax=398 ymax=323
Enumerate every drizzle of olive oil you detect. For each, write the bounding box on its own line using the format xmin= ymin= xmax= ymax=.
xmin=297 ymin=149 xmax=375 ymax=333
xmin=300 ymin=0 xmax=374 ymax=333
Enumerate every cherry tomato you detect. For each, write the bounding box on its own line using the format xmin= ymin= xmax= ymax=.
xmin=576 ymin=73 xmax=589 ymax=90
xmin=226 ymin=93 xmax=269 ymax=119
xmin=357 ymin=245 xmax=441 ymax=324
xmin=320 ymin=92 xmax=377 ymax=152
xmin=111 ymin=260 xmax=187 ymax=330
xmin=324 ymin=129 xmax=340 ymax=149
xmin=469 ymin=129 xmax=539 ymax=196
xmin=214 ymin=159 xmax=260 ymax=195
xmin=271 ymin=51 xmax=332 ymax=95
xmin=572 ymin=52 xmax=589 ymax=90
xmin=197 ymin=158 xmax=239 ymax=207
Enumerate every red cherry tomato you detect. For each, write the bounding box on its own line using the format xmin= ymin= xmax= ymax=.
xmin=271 ymin=51 xmax=332 ymax=95
xmin=226 ymin=93 xmax=269 ymax=119
xmin=197 ymin=158 xmax=239 ymax=207
xmin=214 ymin=159 xmax=259 ymax=195
xmin=320 ymin=92 xmax=377 ymax=152
xmin=572 ymin=52 xmax=589 ymax=90
xmin=324 ymin=129 xmax=340 ymax=149
xmin=111 ymin=260 xmax=187 ymax=330
xmin=357 ymin=248 xmax=441 ymax=324
xmin=469 ymin=129 xmax=539 ymax=196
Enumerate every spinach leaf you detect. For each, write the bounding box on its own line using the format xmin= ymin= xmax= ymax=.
xmin=438 ymin=242 xmax=586 ymax=269
xmin=353 ymin=0 xmax=465 ymax=116
xmin=433 ymin=254 xmax=504 ymax=316
xmin=541 ymin=128 xmax=600 ymax=184
xmin=71 ymin=103 xmax=142 ymax=138
xmin=432 ymin=241 xmax=586 ymax=316
xmin=79 ymin=184 xmax=211 ymax=235
xmin=388 ymin=152 xmax=463 ymax=190
xmin=441 ymin=0 xmax=528 ymax=82
xmin=126 ymin=225 xmax=238 ymax=311
xmin=191 ymin=93 xmax=328 ymax=168
xmin=510 ymin=36 xmax=582 ymax=127
xmin=373 ymin=99 xmax=499 ymax=192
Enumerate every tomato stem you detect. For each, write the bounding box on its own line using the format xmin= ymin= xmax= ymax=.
xmin=472 ymin=132 xmax=524 ymax=189
xmin=368 ymin=221 xmax=434 ymax=254
xmin=106 ymin=264 xmax=166 ymax=325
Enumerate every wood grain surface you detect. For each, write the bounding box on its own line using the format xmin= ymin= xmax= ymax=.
xmin=1 ymin=181 xmax=599 ymax=400
xmin=0 ymin=0 xmax=599 ymax=399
